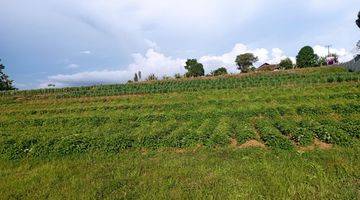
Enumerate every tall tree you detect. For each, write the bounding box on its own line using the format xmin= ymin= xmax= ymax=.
xmin=235 ymin=53 xmax=258 ymax=73
xmin=138 ymin=71 xmax=142 ymax=80
xmin=296 ymin=46 xmax=319 ymax=68
xmin=0 ymin=59 xmax=16 ymax=91
xmin=133 ymin=73 xmax=139 ymax=82
xmin=184 ymin=59 xmax=205 ymax=77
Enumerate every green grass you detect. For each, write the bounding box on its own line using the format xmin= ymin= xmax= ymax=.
xmin=0 ymin=147 xmax=359 ymax=199
xmin=0 ymin=67 xmax=359 ymax=199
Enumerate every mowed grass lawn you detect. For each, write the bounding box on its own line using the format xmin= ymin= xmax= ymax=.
xmin=0 ymin=67 xmax=359 ymax=199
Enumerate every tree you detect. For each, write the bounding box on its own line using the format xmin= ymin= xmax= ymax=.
xmin=184 ymin=59 xmax=204 ymax=77
xmin=296 ymin=46 xmax=319 ymax=68
xmin=235 ymin=53 xmax=258 ymax=73
xmin=318 ymin=57 xmax=327 ymax=66
xmin=138 ymin=71 xmax=142 ymax=80
xmin=210 ymin=67 xmax=228 ymax=76
xmin=146 ymin=74 xmax=158 ymax=81
xmin=133 ymin=73 xmax=139 ymax=82
xmin=279 ymin=58 xmax=293 ymax=70
xmin=0 ymin=59 xmax=16 ymax=91
xmin=356 ymin=11 xmax=360 ymax=29
xmin=174 ymin=73 xmax=182 ymax=79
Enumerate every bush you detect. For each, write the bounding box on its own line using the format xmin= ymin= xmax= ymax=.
xmin=210 ymin=67 xmax=228 ymax=76
xmin=279 ymin=58 xmax=293 ymax=70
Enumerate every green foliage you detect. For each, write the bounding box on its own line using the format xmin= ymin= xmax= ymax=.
xmin=184 ymin=59 xmax=205 ymax=77
xmin=210 ymin=67 xmax=228 ymax=76
xmin=146 ymin=74 xmax=158 ymax=81
xmin=235 ymin=53 xmax=258 ymax=73
xmin=275 ymin=120 xmax=313 ymax=146
xmin=0 ymin=66 xmax=359 ymax=199
xmin=318 ymin=57 xmax=327 ymax=66
xmin=133 ymin=73 xmax=139 ymax=82
xmin=296 ymin=46 xmax=319 ymax=68
xmin=255 ymin=120 xmax=294 ymax=150
xmin=356 ymin=11 xmax=360 ymax=28
xmin=233 ymin=121 xmax=257 ymax=144
xmin=174 ymin=73 xmax=182 ymax=79
xmin=207 ymin=118 xmax=231 ymax=146
xmin=279 ymin=58 xmax=293 ymax=70
xmin=0 ymin=60 xmax=16 ymax=91
xmin=305 ymin=120 xmax=353 ymax=147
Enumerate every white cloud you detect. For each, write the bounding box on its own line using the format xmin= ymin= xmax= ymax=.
xmin=313 ymin=45 xmax=354 ymax=62
xmin=41 ymin=43 xmax=298 ymax=88
xmin=66 ymin=64 xmax=80 ymax=69
xmin=41 ymin=48 xmax=186 ymax=88
xmin=144 ymin=39 xmax=159 ymax=50
xmin=199 ymin=43 xmax=294 ymax=73
xmin=80 ymin=50 xmax=92 ymax=54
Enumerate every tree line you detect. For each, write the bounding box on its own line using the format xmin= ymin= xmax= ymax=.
xmin=131 ymin=45 xmax=340 ymax=83
xmin=0 ymin=45 xmax=340 ymax=91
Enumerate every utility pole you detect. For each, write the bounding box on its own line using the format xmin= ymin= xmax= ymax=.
xmin=325 ymin=45 xmax=332 ymax=57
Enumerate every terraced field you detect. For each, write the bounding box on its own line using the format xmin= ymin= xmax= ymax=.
xmin=0 ymin=67 xmax=359 ymax=199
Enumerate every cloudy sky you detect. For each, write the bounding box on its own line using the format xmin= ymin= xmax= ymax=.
xmin=0 ymin=0 xmax=359 ymax=89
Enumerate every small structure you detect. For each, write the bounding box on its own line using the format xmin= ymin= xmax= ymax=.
xmin=257 ymin=63 xmax=280 ymax=71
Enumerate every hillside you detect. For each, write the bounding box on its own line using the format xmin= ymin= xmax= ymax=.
xmin=1 ymin=67 xmax=359 ymax=199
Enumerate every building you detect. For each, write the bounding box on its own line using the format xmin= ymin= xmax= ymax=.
xmin=257 ymin=63 xmax=280 ymax=71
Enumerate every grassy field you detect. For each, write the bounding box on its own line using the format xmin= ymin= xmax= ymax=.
xmin=0 ymin=67 xmax=359 ymax=199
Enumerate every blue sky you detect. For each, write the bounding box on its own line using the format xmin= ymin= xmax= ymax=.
xmin=0 ymin=0 xmax=359 ymax=89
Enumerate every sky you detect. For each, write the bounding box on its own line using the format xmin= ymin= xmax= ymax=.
xmin=0 ymin=0 xmax=359 ymax=89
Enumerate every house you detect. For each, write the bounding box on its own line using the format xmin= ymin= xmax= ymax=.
xmin=257 ymin=63 xmax=280 ymax=71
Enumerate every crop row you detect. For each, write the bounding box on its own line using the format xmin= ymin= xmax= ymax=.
xmin=1 ymin=70 xmax=359 ymax=99
xmin=1 ymin=116 xmax=359 ymax=160
xmin=2 ymin=90 xmax=358 ymax=117
xmin=1 ymin=103 xmax=359 ymax=129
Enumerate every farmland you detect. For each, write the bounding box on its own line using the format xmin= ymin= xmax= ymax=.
xmin=0 ymin=67 xmax=360 ymax=199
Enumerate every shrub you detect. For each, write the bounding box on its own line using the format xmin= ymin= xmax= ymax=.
xmin=279 ymin=58 xmax=293 ymax=70
xmin=210 ymin=67 xmax=228 ymax=76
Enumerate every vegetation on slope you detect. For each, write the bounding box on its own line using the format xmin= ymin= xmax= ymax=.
xmin=0 ymin=67 xmax=359 ymax=199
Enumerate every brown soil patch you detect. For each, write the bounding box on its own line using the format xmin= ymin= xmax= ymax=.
xmin=314 ymin=139 xmax=333 ymax=150
xmin=297 ymin=139 xmax=333 ymax=152
xmin=230 ymin=138 xmax=238 ymax=147
xmin=239 ymin=140 xmax=266 ymax=149
xmin=174 ymin=148 xmax=187 ymax=154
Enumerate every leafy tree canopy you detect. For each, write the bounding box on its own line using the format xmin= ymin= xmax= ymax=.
xmin=296 ymin=46 xmax=319 ymax=68
xmin=184 ymin=59 xmax=205 ymax=77
xmin=235 ymin=53 xmax=258 ymax=73
xmin=0 ymin=60 xmax=16 ymax=91
xmin=133 ymin=73 xmax=139 ymax=82
xmin=146 ymin=74 xmax=158 ymax=81
xmin=210 ymin=67 xmax=228 ymax=76
xmin=279 ymin=58 xmax=293 ymax=70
